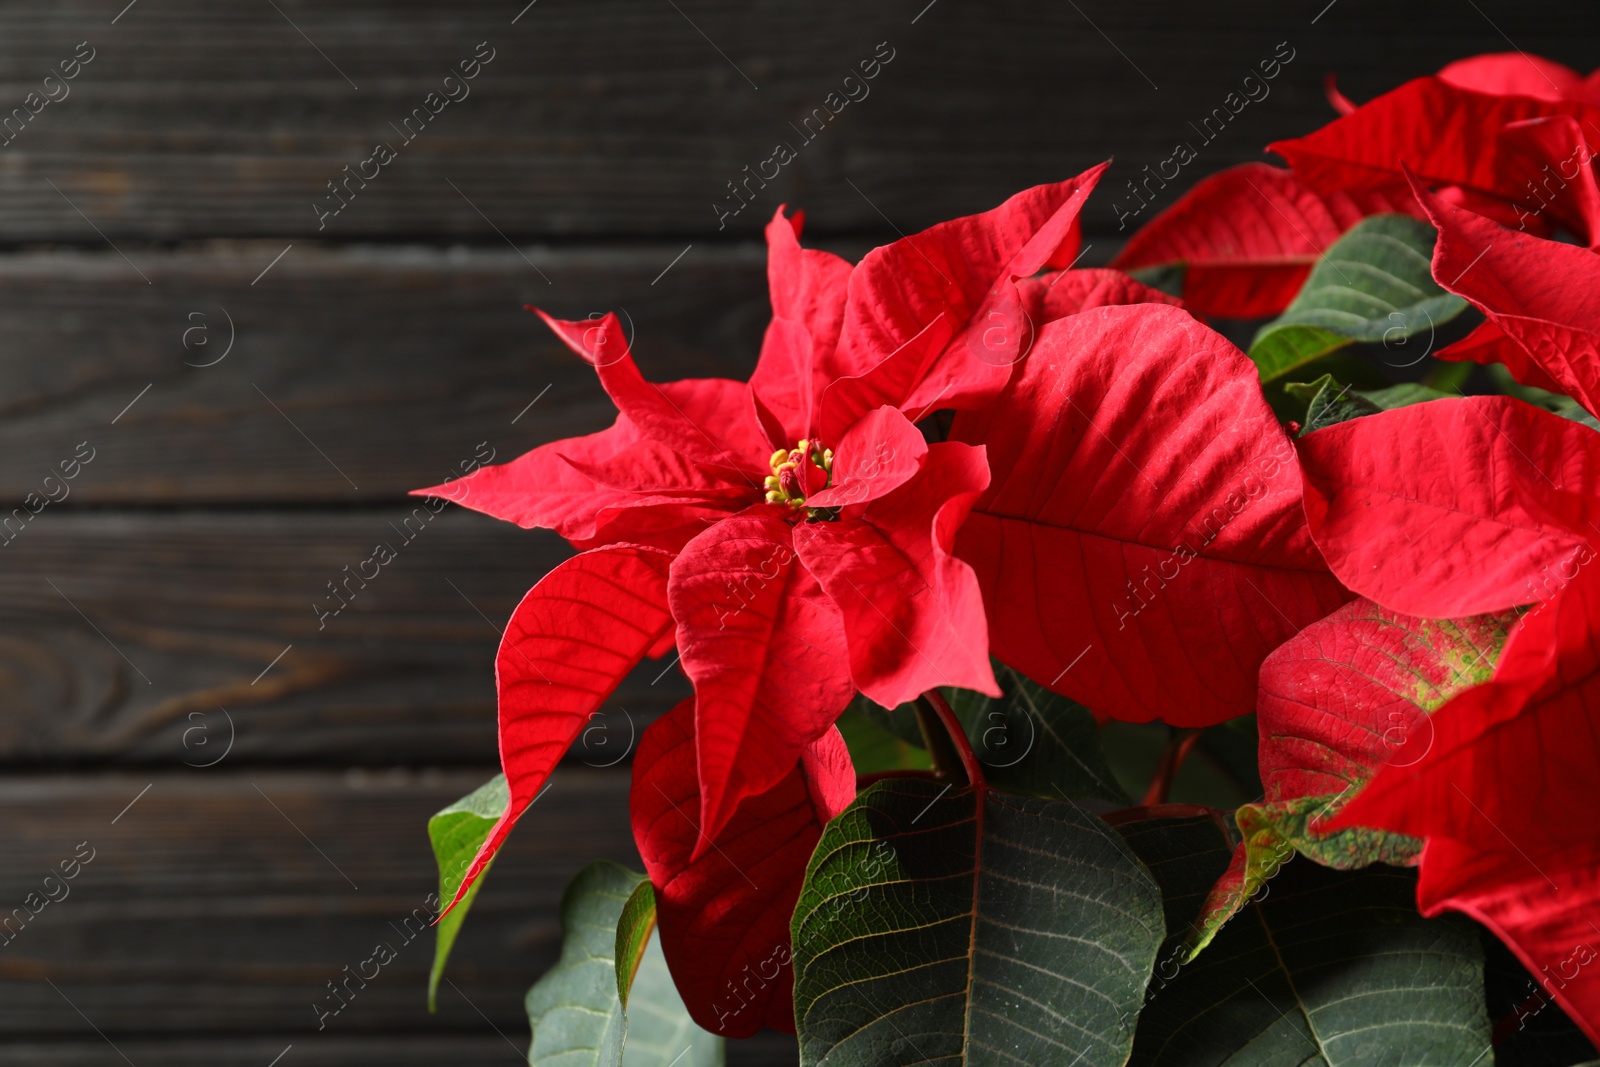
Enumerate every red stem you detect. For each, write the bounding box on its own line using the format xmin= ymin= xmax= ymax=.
xmin=1141 ymin=729 xmax=1201 ymax=806
xmin=919 ymin=689 xmax=985 ymax=789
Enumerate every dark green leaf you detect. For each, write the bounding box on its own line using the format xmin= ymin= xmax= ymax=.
xmin=526 ymin=860 xmax=722 ymax=1067
xmin=848 ymin=659 xmax=1127 ymax=802
xmin=1128 ymin=859 xmax=1491 ymax=1066
xmin=1251 ymin=215 xmax=1468 ymax=381
xmin=1286 ymin=373 xmax=1453 ymax=435
xmin=427 ymin=773 xmax=506 ymax=1012
xmin=945 ymin=660 xmax=1128 ymax=803
xmin=792 ymin=778 xmax=1164 ymax=1066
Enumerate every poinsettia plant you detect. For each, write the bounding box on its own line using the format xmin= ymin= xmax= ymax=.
xmin=418 ymin=51 xmax=1600 ymax=1066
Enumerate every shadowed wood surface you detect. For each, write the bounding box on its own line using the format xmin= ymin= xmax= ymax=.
xmin=0 ymin=244 xmax=774 ymax=503
xmin=0 ymin=510 xmax=691 ymax=763
xmin=4 ymin=0 xmax=1599 ymax=1062
xmin=0 ymin=0 xmax=1594 ymax=241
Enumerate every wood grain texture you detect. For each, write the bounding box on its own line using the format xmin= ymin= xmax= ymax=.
xmin=0 ymin=243 xmax=774 ymax=503
xmin=0 ymin=510 xmax=690 ymax=762
xmin=1 ymin=0 xmax=1594 ymax=242
xmin=0 ymin=769 xmax=799 ymax=1063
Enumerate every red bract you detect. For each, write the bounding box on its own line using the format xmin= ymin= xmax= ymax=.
xmin=951 ymin=302 xmax=1349 ymax=726
xmin=1292 ymin=168 xmax=1600 ymax=1043
xmin=420 ymin=172 xmax=1124 ymax=902
xmin=631 ymin=699 xmax=853 ymax=1036
xmin=1330 ymin=565 xmax=1600 ymax=1045
xmin=439 ymin=545 xmax=677 ymax=913
xmin=1298 ymin=396 xmax=1600 ymax=619
xmin=1183 ymin=597 xmax=1518 ymax=952
xmin=835 ymin=162 xmax=1109 ymax=415
xmin=1437 ymin=52 xmax=1600 ymax=106
xmin=1270 ymin=69 xmax=1600 ymax=240
xmin=1109 ymin=162 xmax=1418 ymax=318
xmin=1298 ymin=183 xmax=1600 ymax=619
xmin=1415 ymin=178 xmax=1600 ymax=407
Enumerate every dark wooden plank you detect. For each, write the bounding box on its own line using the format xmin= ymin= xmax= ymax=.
xmin=2 ymin=1037 xmax=528 ymax=1066
xmin=0 ymin=243 xmax=776 ymax=504
xmin=0 ymin=769 xmax=799 ymax=1061
xmin=0 ymin=768 xmax=625 ymax=1035
xmin=0 ymin=510 xmax=689 ymax=762
xmin=0 ymin=1034 xmax=799 ymax=1066
xmin=3 ymin=0 xmax=1594 ymax=241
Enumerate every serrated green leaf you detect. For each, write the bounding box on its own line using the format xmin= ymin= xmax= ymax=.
xmin=945 ymin=660 xmax=1129 ymax=803
xmin=1250 ymin=215 xmax=1468 ymax=381
xmin=526 ymin=860 xmax=721 ymax=1067
xmin=614 ymin=880 xmax=656 ymax=1009
xmin=792 ymin=778 xmax=1164 ymax=1066
xmin=1128 ymin=860 xmax=1491 ymax=1066
xmin=427 ymin=773 xmax=508 ymax=1012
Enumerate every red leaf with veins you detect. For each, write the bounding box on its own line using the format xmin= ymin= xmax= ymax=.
xmin=797 ymin=439 xmax=998 ymax=708
xmin=631 ymin=698 xmax=854 ymax=1037
xmin=1108 ymin=163 xmax=1419 ymax=318
xmin=1330 ymin=564 xmax=1600 ymax=1045
xmin=1297 ymin=395 xmax=1600 ymax=618
xmin=668 ymin=512 xmax=855 ymax=846
xmin=536 ymin=309 xmax=771 ymax=477
xmin=1415 ymin=178 xmax=1600 ymax=414
xmin=836 ymin=163 xmax=1109 ymax=415
xmin=441 ymin=545 xmax=676 ymax=914
xmin=1017 ymin=266 xmax=1182 ymax=324
xmin=1435 ymin=320 xmax=1565 ymax=396
xmin=415 ymin=413 xmax=751 ymax=553
xmin=1183 ymin=598 xmax=1520 ymax=956
xmin=1417 ymin=836 xmax=1600 ymax=1050
xmin=806 ymin=405 xmax=927 ymax=510
xmin=750 ymin=208 xmax=854 ymax=446
xmin=1270 ymin=76 xmax=1600 ymax=217
xmin=952 ymin=303 xmax=1349 ymax=726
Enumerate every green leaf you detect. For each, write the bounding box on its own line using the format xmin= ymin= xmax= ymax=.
xmin=526 ymin=860 xmax=722 ymax=1067
xmin=427 ymin=773 xmax=508 ymax=1012
xmin=836 ymin=700 xmax=932 ymax=774
xmin=792 ymin=778 xmax=1164 ymax=1066
xmin=847 ymin=659 xmax=1127 ymax=802
xmin=1127 ymin=858 xmax=1492 ymax=1066
xmin=1108 ymin=806 xmax=1242 ymax=1022
xmin=1250 ymin=215 xmax=1468 ymax=382
xmin=614 ymin=880 xmax=656 ymax=1009
xmin=1285 ymin=372 xmax=1454 ymax=435
xmin=945 ymin=660 xmax=1129 ymax=803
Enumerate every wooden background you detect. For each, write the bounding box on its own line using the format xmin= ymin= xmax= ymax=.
xmin=1 ymin=1 xmax=1596 ymax=1063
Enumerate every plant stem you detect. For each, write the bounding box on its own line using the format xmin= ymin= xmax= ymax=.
xmin=916 ymin=690 xmax=985 ymax=789
xmin=1141 ymin=728 xmax=1201 ymax=806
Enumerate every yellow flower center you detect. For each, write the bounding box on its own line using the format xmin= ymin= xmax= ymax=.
xmin=764 ymin=438 xmax=833 ymax=510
